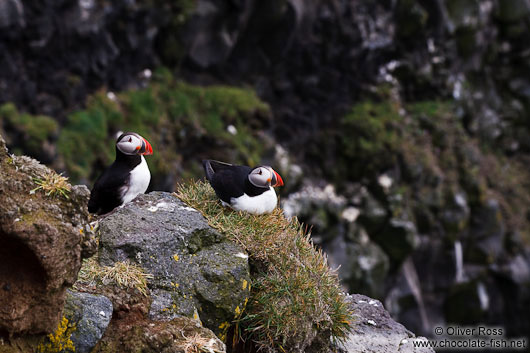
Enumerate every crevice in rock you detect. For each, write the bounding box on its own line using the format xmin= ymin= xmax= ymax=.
xmin=0 ymin=232 xmax=47 ymax=333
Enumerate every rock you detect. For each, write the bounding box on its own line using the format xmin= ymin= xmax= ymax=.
xmin=357 ymin=194 xmax=388 ymax=235
xmin=337 ymin=294 xmax=434 ymax=353
xmin=369 ymin=218 xmax=419 ymax=264
xmin=182 ymin=0 xmax=242 ymax=68
xmin=98 ymin=191 xmax=250 ymax=336
xmin=64 ymin=290 xmax=113 ymax=353
xmin=0 ymin=0 xmax=24 ymax=29
xmin=441 ymin=191 xmax=470 ymax=239
xmin=497 ymin=0 xmax=530 ymax=22
xmin=0 ymin=134 xmax=95 ymax=335
xmin=444 ymin=280 xmax=488 ymax=324
xmin=326 ymin=228 xmax=389 ymax=299
xmin=468 ymin=199 xmax=505 ymax=264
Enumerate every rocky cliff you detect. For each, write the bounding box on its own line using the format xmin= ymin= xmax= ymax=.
xmin=0 ymin=137 xmax=434 ymax=352
xmin=1 ymin=0 xmax=530 ymax=344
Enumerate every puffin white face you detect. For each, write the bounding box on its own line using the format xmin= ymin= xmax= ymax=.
xmin=248 ymin=166 xmax=284 ymax=188
xmin=116 ymin=132 xmax=153 ymax=156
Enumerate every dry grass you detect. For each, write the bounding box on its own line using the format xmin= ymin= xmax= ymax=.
xmin=180 ymin=331 xmax=224 ymax=353
xmin=75 ymin=257 xmax=153 ymax=296
xmin=31 ymin=172 xmax=71 ymax=199
xmin=176 ymin=180 xmax=352 ymax=351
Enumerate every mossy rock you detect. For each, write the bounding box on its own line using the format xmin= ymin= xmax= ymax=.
xmin=0 ymin=103 xmax=58 ymax=162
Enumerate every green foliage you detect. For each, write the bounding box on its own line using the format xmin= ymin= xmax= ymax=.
xmin=338 ymin=100 xmax=402 ymax=178
xmin=176 ymin=181 xmax=352 ymax=351
xmin=31 ymin=172 xmax=71 ymax=199
xmin=0 ymin=103 xmax=58 ymax=156
xmin=58 ymin=68 xmax=270 ymax=184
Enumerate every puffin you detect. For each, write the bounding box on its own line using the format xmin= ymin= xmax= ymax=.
xmin=202 ymin=159 xmax=284 ymax=215
xmin=88 ymin=132 xmax=153 ymax=215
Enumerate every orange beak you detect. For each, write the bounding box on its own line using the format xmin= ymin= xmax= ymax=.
xmin=140 ymin=138 xmax=153 ymax=155
xmin=272 ymin=170 xmax=284 ymax=187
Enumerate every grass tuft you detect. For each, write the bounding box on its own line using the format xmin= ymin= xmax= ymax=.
xmin=75 ymin=257 xmax=153 ymax=297
xmin=31 ymin=172 xmax=71 ymax=199
xmin=180 ymin=331 xmax=224 ymax=353
xmin=176 ymin=180 xmax=352 ymax=351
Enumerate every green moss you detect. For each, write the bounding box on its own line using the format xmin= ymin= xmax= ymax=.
xmin=57 ymin=94 xmax=118 ymax=181
xmin=0 ymin=103 xmax=58 ymax=157
xmin=338 ymin=100 xmax=403 ymax=178
xmin=58 ymin=68 xmax=270 ymax=184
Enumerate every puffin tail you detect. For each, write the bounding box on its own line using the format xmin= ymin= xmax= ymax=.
xmin=202 ymin=160 xmax=215 ymax=182
xmin=203 ymin=159 xmax=235 ymax=182
xmin=87 ymin=195 xmax=99 ymax=214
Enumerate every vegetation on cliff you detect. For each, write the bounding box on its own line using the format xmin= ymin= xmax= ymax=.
xmin=57 ymin=67 xmax=270 ymax=186
xmin=75 ymin=257 xmax=153 ymax=297
xmin=176 ymin=181 xmax=352 ymax=351
xmin=0 ymin=103 xmax=58 ymax=161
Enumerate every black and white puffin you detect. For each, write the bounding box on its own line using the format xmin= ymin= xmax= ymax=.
xmin=202 ymin=159 xmax=284 ymax=215
xmin=88 ymin=132 xmax=153 ymax=215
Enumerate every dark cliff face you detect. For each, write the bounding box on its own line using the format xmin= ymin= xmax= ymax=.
xmin=1 ymin=0 xmax=530 ymax=343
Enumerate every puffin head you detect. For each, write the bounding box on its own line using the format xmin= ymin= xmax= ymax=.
xmin=116 ymin=132 xmax=153 ymax=156
xmin=248 ymin=166 xmax=284 ymax=188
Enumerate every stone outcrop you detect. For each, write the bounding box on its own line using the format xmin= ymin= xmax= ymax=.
xmin=64 ymin=290 xmax=113 ymax=353
xmin=98 ymin=192 xmax=251 ymax=337
xmin=338 ymin=294 xmax=434 ymax=353
xmin=0 ymin=159 xmax=436 ymax=352
xmin=0 ymin=134 xmax=96 ymax=335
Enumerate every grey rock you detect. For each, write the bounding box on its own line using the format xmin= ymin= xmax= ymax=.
xmin=468 ymin=199 xmax=505 ymax=264
xmin=0 ymin=0 xmax=24 ymax=28
xmin=327 ymin=228 xmax=389 ymax=299
xmin=337 ymin=294 xmax=434 ymax=353
xmin=64 ymin=290 xmax=113 ymax=353
xmin=98 ymin=191 xmax=250 ymax=335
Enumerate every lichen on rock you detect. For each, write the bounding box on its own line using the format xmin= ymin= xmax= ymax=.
xmin=63 ymin=290 xmax=113 ymax=353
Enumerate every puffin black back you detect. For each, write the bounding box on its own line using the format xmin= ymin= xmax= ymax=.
xmin=88 ymin=132 xmax=153 ymax=215
xmin=203 ymin=159 xmax=252 ymax=203
xmin=88 ymin=154 xmax=140 ymax=214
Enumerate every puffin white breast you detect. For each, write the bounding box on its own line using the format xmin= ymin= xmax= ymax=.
xmin=121 ymin=155 xmax=151 ymax=204
xmin=230 ymin=187 xmax=278 ymax=215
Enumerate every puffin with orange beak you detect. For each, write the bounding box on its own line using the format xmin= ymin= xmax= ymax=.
xmin=88 ymin=132 xmax=153 ymax=215
xmin=202 ymin=159 xmax=284 ymax=215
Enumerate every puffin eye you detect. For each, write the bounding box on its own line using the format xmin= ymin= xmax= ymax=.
xmin=258 ymin=170 xmax=262 ymax=175
xmin=128 ymin=137 xmax=132 ymax=142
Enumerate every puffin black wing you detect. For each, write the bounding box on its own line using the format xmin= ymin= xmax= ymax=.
xmin=88 ymin=162 xmax=131 ymax=215
xmin=202 ymin=160 xmax=252 ymax=204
